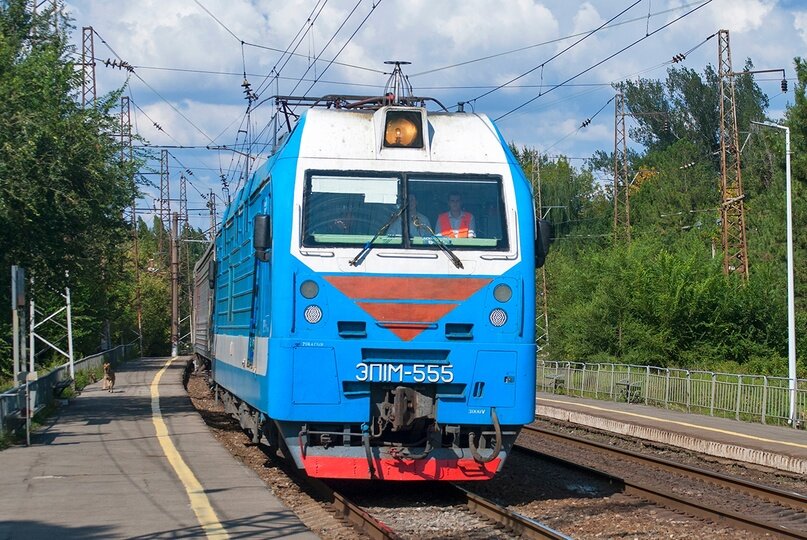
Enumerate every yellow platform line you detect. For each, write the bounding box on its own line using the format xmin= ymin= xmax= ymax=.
xmin=151 ymin=357 xmax=229 ymax=539
xmin=540 ymin=397 xmax=807 ymax=450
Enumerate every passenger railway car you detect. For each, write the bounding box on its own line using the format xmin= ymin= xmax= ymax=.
xmin=193 ymin=68 xmax=551 ymax=480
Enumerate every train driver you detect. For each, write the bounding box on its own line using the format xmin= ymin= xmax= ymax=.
xmin=436 ymin=192 xmax=476 ymax=238
xmin=388 ymin=193 xmax=431 ymax=237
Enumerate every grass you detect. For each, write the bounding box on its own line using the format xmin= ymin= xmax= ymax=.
xmin=0 ymin=403 xmax=57 ymax=449
xmin=74 ymin=365 xmax=104 ymax=392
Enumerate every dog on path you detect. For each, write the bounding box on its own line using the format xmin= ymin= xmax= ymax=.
xmin=102 ymin=362 xmax=116 ymax=393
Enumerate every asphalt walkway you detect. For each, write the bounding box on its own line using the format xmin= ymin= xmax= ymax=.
xmin=0 ymin=356 xmax=317 ymax=539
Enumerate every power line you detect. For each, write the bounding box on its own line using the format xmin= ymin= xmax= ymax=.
xmin=93 ymin=29 xmax=215 ymax=144
xmin=410 ymin=0 xmax=710 ymax=79
xmin=543 ymin=95 xmax=616 ymax=154
xmin=193 ymin=0 xmax=240 ymax=42
xmin=495 ymin=0 xmax=714 ymax=121
xmin=468 ymin=0 xmax=644 ymax=106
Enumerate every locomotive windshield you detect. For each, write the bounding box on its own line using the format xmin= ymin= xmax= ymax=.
xmin=302 ymin=171 xmax=508 ymax=250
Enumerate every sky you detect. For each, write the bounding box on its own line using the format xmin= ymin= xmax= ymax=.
xmin=62 ymin=0 xmax=807 ymax=233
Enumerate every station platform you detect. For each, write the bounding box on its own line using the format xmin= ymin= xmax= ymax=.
xmin=0 ymin=356 xmax=317 ymax=540
xmin=536 ymin=393 xmax=807 ymax=475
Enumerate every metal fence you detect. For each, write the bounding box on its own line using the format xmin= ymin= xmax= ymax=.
xmin=538 ymin=361 xmax=807 ymax=428
xmin=1 ymin=343 xmax=138 ymax=437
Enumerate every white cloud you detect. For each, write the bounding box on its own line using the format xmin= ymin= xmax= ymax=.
xmin=61 ymin=0 xmax=806 ymax=229
xmin=795 ymin=11 xmax=807 ymax=45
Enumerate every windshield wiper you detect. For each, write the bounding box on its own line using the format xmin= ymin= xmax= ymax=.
xmin=412 ymin=217 xmax=464 ymax=269
xmin=348 ymin=202 xmax=408 ymax=266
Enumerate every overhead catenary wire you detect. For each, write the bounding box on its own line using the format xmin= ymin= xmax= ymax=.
xmin=95 ymin=0 xmax=731 ymax=233
xmin=521 ymin=29 xmax=724 ymax=155
xmin=252 ymin=0 xmax=331 ymax=98
xmin=251 ymin=0 xmax=384 ymax=158
xmin=299 ymin=0 xmax=383 ymax=99
xmin=277 ymin=0 xmax=365 ymax=101
xmin=246 ymin=0 xmax=376 ymax=155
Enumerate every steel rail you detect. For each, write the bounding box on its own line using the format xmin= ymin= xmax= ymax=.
xmin=524 ymin=425 xmax=807 ymax=509
xmin=454 ymin=485 xmax=572 ymax=540
xmin=302 ymin=477 xmax=403 ymax=540
xmin=522 ymin=425 xmax=807 ymax=539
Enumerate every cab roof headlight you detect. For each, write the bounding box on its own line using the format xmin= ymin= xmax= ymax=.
xmin=300 ymin=280 xmax=319 ymax=299
xmin=383 ymin=110 xmax=423 ymax=148
xmin=493 ymin=284 xmax=512 ymax=303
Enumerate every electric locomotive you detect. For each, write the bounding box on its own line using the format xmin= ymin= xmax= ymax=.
xmin=193 ymin=65 xmax=551 ymax=480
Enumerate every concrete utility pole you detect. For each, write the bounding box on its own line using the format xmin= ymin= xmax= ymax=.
xmin=29 ymin=276 xmax=35 ymax=374
xmin=171 ymin=212 xmax=179 ymax=357
xmin=752 ymin=121 xmax=797 ymax=425
xmin=613 ymin=92 xmax=630 ymax=242
xmin=81 ymin=27 xmax=96 ymax=108
xmin=65 ymin=272 xmax=74 ymax=380
xmin=717 ymin=29 xmax=749 ymax=280
xmin=11 ymin=266 xmax=26 ymax=387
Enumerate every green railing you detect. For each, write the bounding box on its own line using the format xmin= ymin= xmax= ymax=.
xmin=538 ymin=361 xmax=807 ymax=428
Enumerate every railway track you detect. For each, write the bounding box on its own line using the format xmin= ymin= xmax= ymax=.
xmin=305 ymin=474 xmax=569 ymax=540
xmin=522 ymin=424 xmax=807 ymax=539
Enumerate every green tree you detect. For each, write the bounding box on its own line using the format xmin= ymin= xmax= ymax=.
xmin=0 ymin=1 xmax=138 ymax=378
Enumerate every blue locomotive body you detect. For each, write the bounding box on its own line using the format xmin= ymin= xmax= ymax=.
xmin=198 ymin=100 xmax=550 ymax=480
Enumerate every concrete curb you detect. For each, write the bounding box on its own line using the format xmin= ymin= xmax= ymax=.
xmin=540 ymin=405 xmax=807 ymax=475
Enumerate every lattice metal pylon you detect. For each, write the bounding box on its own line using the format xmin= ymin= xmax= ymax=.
xmin=81 ymin=27 xmax=96 ymax=108
xmin=717 ymin=29 xmax=749 ymax=280
xmin=532 ymin=152 xmax=550 ymax=351
xmin=613 ymin=92 xmax=630 ymax=242
xmin=179 ymin=174 xmax=189 ymax=227
xmin=121 ymin=96 xmax=142 ymax=350
xmin=120 ymin=96 xmax=132 ymax=163
xmin=159 ymin=150 xmax=171 ymax=253
xmin=30 ymin=0 xmax=59 ymax=31
xmin=207 ymin=189 xmax=217 ymax=240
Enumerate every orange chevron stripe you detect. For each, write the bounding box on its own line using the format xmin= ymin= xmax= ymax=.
xmin=326 ymin=276 xmax=491 ymax=301
xmin=357 ymin=302 xmax=458 ymax=341
xmin=357 ymin=302 xmax=457 ymax=322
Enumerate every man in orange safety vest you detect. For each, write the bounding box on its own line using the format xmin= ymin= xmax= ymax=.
xmin=437 ymin=192 xmax=476 ymax=238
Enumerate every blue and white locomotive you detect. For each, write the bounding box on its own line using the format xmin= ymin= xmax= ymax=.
xmin=193 ymin=66 xmax=551 ymax=480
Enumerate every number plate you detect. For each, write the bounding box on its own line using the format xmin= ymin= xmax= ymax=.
xmin=355 ymin=362 xmax=454 ymax=383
